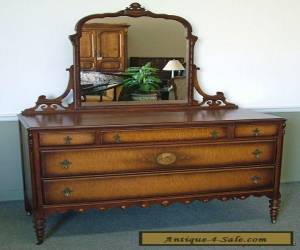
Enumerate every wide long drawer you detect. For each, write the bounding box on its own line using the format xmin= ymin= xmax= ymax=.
xmin=102 ymin=126 xmax=227 ymax=144
xmin=41 ymin=141 xmax=275 ymax=177
xmin=43 ymin=167 xmax=274 ymax=204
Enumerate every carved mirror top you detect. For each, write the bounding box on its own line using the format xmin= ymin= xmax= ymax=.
xmin=22 ymin=2 xmax=237 ymax=115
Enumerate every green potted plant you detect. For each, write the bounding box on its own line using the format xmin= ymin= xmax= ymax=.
xmin=122 ymin=62 xmax=161 ymax=101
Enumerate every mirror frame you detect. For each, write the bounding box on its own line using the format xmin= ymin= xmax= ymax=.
xmin=71 ymin=2 xmax=196 ymax=111
xmin=22 ymin=2 xmax=237 ymax=115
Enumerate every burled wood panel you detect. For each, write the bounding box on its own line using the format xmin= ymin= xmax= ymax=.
xmin=39 ymin=131 xmax=95 ymax=146
xmin=235 ymin=124 xmax=278 ymax=137
xmin=41 ymin=141 xmax=275 ymax=177
xmin=102 ymin=127 xmax=227 ymax=144
xmin=43 ymin=167 xmax=274 ymax=204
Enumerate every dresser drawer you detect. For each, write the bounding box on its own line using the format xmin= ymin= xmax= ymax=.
xmin=102 ymin=126 xmax=227 ymax=144
xmin=43 ymin=167 xmax=274 ymax=204
xmin=235 ymin=124 xmax=278 ymax=138
xmin=41 ymin=141 xmax=275 ymax=177
xmin=39 ymin=131 xmax=96 ymax=146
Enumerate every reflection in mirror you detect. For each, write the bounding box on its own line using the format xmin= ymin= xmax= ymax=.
xmin=79 ymin=16 xmax=188 ymax=106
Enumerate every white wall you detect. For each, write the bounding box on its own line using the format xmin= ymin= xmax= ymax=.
xmin=1 ymin=0 xmax=300 ymax=115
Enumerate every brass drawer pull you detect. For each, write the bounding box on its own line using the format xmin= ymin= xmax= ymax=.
xmin=63 ymin=187 xmax=73 ymax=197
xmin=156 ymin=152 xmax=177 ymax=165
xmin=211 ymin=130 xmax=219 ymax=139
xmin=64 ymin=135 xmax=72 ymax=145
xmin=252 ymin=149 xmax=262 ymax=159
xmin=113 ymin=133 xmax=121 ymax=143
xmin=60 ymin=159 xmax=72 ymax=169
xmin=251 ymin=176 xmax=262 ymax=184
xmin=253 ymin=128 xmax=261 ymax=136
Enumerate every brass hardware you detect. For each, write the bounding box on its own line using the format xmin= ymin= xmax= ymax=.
xmin=113 ymin=133 xmax=121 ymax=143
xmin=64 ymin=135 xmax=72 ymax=145
xmin=251 ymin=175 xmax=262 ymax=184
xmin=156 ymin=152 xmax=177 ymax=165
xmin=253 ymin=128 xmax=261 ymax=136
xmin=211 ymin=130 xmax=219 ymax=139
xmin=252 ymin=149 xmax=263 ymax=159
xmin=161 ymin=200 xmax=169 ymax=206
xmin=60 ymin=159 xmax=72 ymax=169
xmin=63 ymin=187 xmax=73 ymax=197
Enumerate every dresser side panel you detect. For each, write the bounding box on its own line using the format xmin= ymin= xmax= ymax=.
xmin=19 ymin=122 xmax=33 ymax=208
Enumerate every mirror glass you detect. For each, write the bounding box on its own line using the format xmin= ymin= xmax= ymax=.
xmin=79 ymin=16 xmax=188 ymax=106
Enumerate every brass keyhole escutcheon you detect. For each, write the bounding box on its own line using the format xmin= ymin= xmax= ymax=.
xmin=113 ymin=133 xmax=121 ymax=143
xmin=253 ymin=128 xmax=260 ymax=136
xmin=252 ymin=149 xmax=263 ymax=159
xmin=211 ymin=130 xmax=219 ymax=139
xmin=64 ymin=136 xmax=72 ymax=145
xmin=251 ymin=176 xmax=261 ymax=184
xmin=156 ymin=152 xmax=177 ymax=165
xmin=60 ymin=159 xmax=72 ymax=169
xmin=63 ymin=187 xmax=73 ymax=197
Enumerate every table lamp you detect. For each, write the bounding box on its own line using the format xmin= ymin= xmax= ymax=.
xmin=163 ymin=59 xmax=185 ymax=78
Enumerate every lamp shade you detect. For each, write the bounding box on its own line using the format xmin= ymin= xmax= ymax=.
xmin=163 ymin=59 xmax=185 ymax=71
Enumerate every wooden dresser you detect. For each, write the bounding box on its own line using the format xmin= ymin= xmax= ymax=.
xmin=19 ymin=109 xmax=285 ymax=243
xmin=18 ymin=3 xmax=286 ymax=244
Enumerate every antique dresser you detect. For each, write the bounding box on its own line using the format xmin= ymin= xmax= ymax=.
xmin=18 ymin=3 xmax=286 ymax=244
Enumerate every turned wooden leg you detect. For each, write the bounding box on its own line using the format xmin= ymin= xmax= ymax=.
xmin=33 ymin=216 xmax=45 ymax=245
xmin=269 ymin=198 xmax=280 ymax=224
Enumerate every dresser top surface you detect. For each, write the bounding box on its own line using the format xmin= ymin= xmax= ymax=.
xmin=19 ymin=108 xmax=285 ymax=129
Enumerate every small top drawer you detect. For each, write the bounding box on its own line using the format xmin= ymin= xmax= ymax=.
xmin=102 ymin=127 xmax=227 ymax=144
xmin=235 ymin=124 xmax=278 ymax=138
xmin=39 ymin=131 xmax=96 ymax=146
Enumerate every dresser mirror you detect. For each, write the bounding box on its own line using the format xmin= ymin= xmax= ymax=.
xmin=79 ymin=16 xmax=188 ymax=106
xmin=22 ymin=2 xmax=237 ymax=115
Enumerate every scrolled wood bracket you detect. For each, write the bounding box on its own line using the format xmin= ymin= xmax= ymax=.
xmin=22 ymin=66 xmax=75 ymax=115
xmin=192 ymin=65 xmax=238 ymax=109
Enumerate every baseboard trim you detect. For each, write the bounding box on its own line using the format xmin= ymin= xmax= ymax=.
xmin=0 ymin=114 xmax=18 ymax=121
xmin=254 ymin=107 xmax=300 ymax=113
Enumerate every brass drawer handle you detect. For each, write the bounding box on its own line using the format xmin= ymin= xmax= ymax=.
xmin=211 ymin=130 xmax=219 ymax=139
xmin=60 ymin=159 xmax=72 ymax=169
xmin=253 ymin=128 xmax=261 ymax=136
xmin=252 ymin=149 xmax=263 ymax=159
xmin=113 ymin=133 xmax=121 ymax=143
xmin=251 ymin=175 xmax=262 ymax=184
xmin=156 ymin=152 xmax=177 ymax=165
xmin=63 ymin=187 xmax=73 ymax=197
xmin=64 ymin=135 xmax=72 ymax=145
